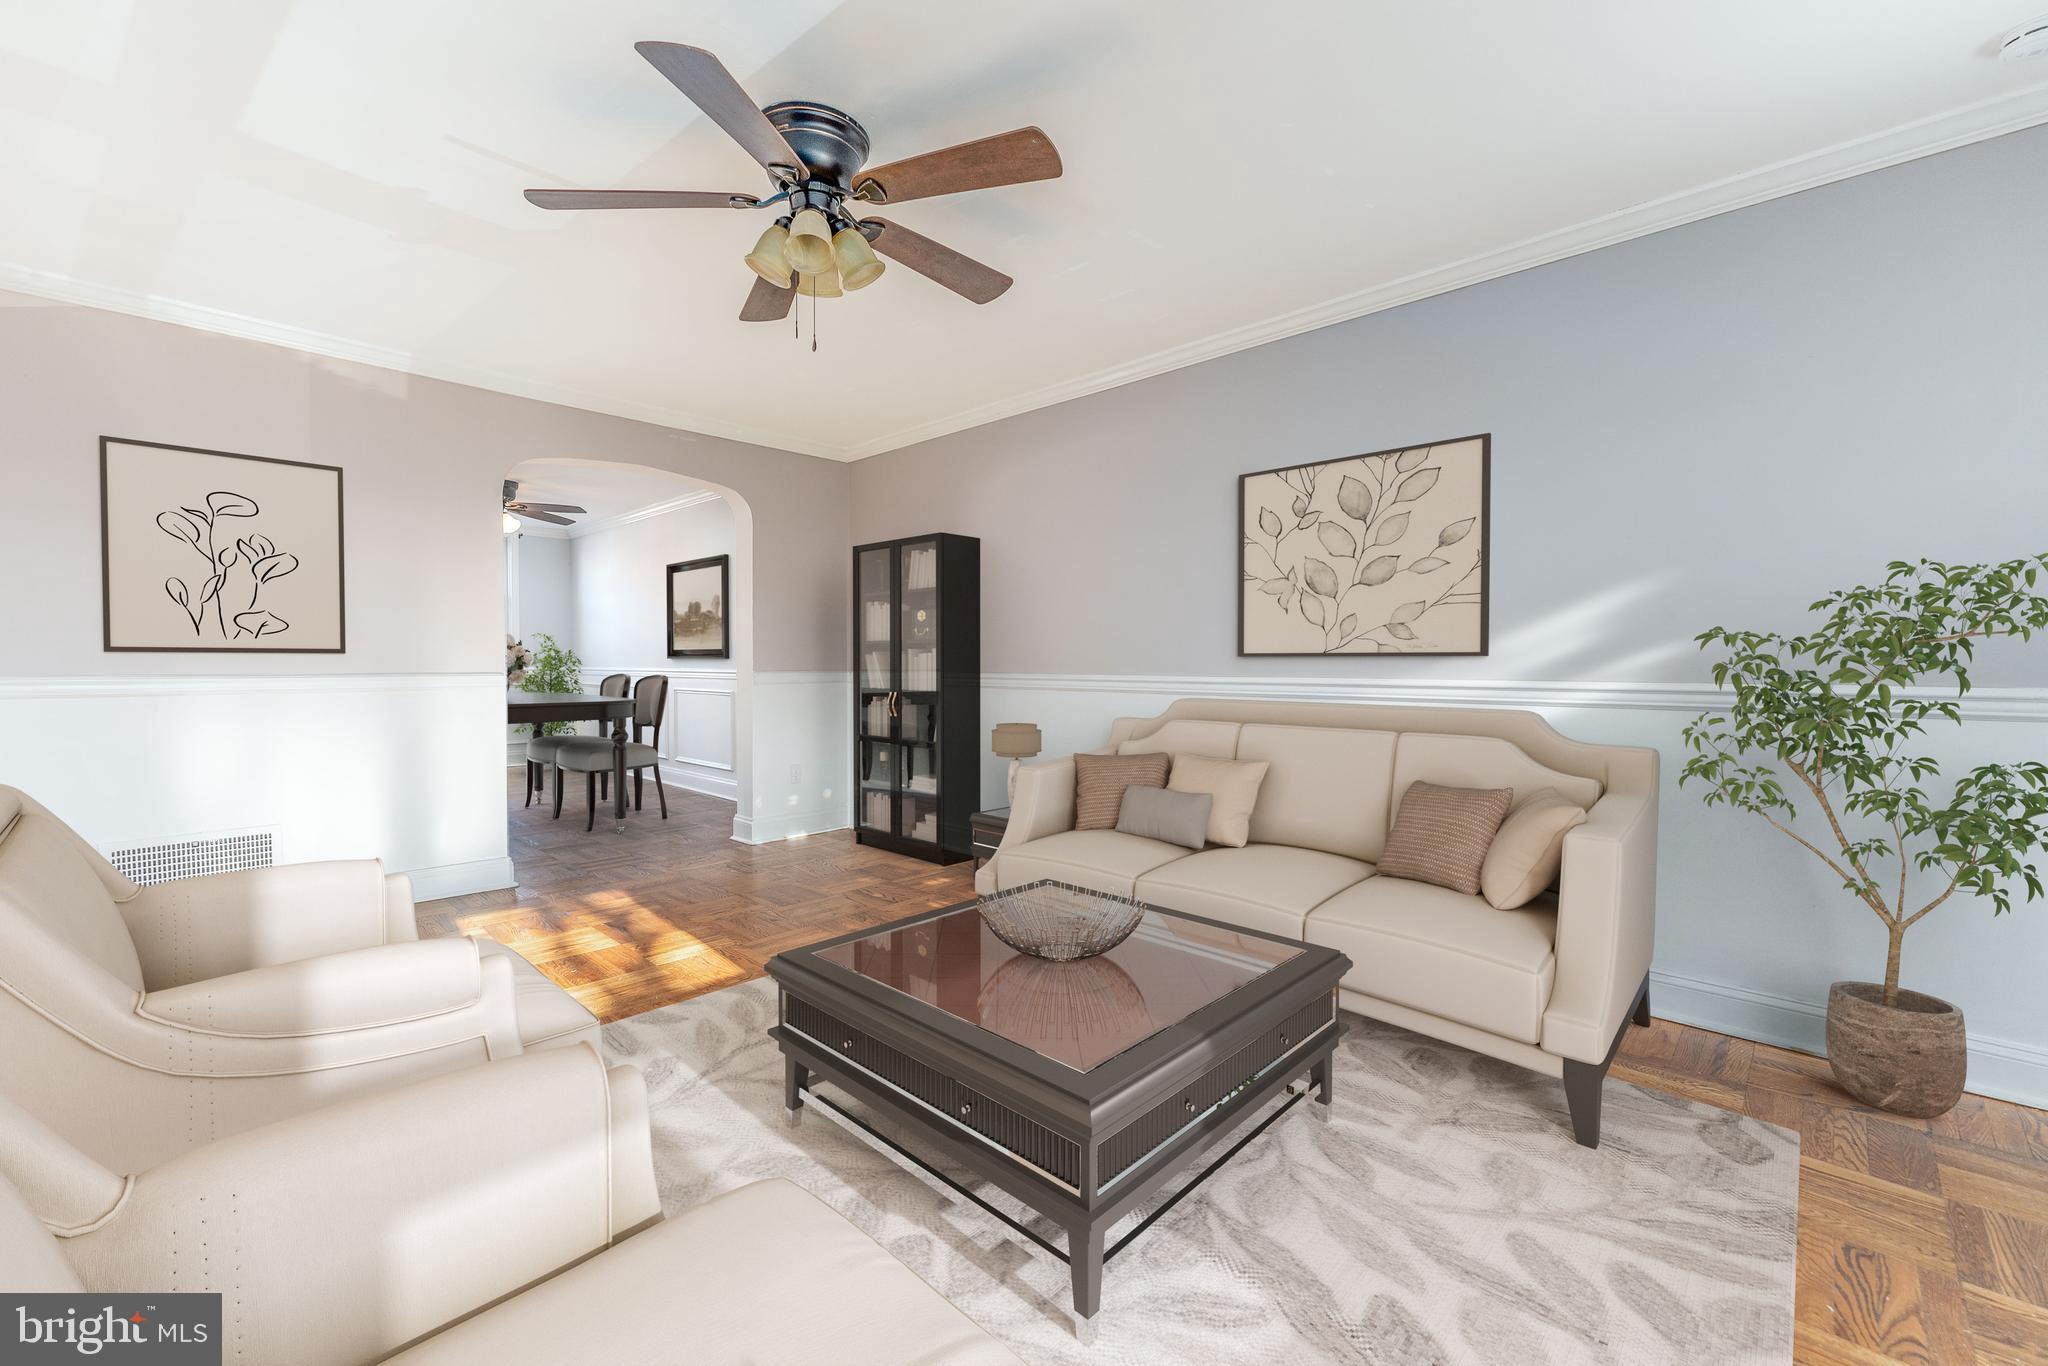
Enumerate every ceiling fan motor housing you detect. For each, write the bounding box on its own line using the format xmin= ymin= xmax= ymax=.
xmin=765 ymin=101 xmax=871 ymax=190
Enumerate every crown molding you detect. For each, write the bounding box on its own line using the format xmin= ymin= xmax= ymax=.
xmin=4 ymin=81 xmax=2045 ymax=465
xmin=837 ymin=82 xmax=2048 ymax=460
xmin=515 ymin=487 xmax=724 ymax=539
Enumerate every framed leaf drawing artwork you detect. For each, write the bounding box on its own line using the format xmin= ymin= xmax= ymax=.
xmin=99 ymin=437 xmax=346 ymax=653
xmin=1240 ymin=434 xmax=1488 ymax=656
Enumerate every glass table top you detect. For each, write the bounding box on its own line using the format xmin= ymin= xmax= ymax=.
xmin=814 ymin=899 xmax=1304 ymax=1072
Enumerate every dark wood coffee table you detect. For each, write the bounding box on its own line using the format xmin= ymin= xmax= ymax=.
xmin=766 ymin=885 xmax=1350 ymax=1337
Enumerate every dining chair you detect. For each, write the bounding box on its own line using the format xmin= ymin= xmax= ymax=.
xmin=526 ymin=673 xmax=627 ymax=809
xmin=554 ymin=674 xmax=670 ymax=831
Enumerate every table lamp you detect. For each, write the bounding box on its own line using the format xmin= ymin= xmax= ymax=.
xmin=990 ymin=722 xmax=1043 ymax=804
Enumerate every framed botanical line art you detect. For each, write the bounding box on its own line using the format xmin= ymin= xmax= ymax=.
xmin=666 ymin=554 xmax=729 ymax=658
xmin=99 ymin=436 xmax=346 ymax=653
xmin=1240 ymin=434 xmax=1489 ymax=656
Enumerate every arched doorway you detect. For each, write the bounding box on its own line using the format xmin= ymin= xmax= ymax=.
xmin=502 ymin=457 xmax=757 ymax=836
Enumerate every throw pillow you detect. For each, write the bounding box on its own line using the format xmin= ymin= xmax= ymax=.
xmin=1378 ymin=781 xmax=1514 ymax=896
xmin=1166 ymin=754 xmax=1271 ymax=848
xmin=1481 ymin=788 xmax=1588 ymax=909
xmin=1072 ymin=751 xmax=1172 ymax=830
xmin=1115 ymin=786 xmax=1213 ymax=850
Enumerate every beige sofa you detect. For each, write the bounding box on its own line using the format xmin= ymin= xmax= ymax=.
xmin=0 ymin=1046 xmax=1018 ymax=1366
xmin=0 ymin=785 xmax=600 ymax=1172
xmin=975 ymin=700 xmax=1657 ymax=1147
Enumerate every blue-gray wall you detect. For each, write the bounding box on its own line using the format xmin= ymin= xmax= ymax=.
xmin=851 ymin=124 xmax=2048 ymax=1104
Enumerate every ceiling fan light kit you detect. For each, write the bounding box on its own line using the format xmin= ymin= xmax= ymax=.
xmin=743 ymin=221 xmax=794 ymax=287
xmin=524 ymin=42 xmax=1061 ymax=346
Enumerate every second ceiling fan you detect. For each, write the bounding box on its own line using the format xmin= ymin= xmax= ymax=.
xmin=526 ymin=43 xmax=1063 ymax=323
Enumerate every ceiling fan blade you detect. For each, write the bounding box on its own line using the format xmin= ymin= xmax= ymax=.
xmin=635 ymin=42 xmax=803 ymax=178
xmin=863 ymin=219 xmax=1012 ymax=304
xmin=853 ymin=128 xmax=1061 ymax=206
xmin=513 ymin=509 xmax=576 ymax=527
xmin=508 ymin=502 xmax=587 ymax=514
xmin=739 ymin=275 xmax=795 ymax=322
xmin=524 ymin=189 xmax=758 ymax=211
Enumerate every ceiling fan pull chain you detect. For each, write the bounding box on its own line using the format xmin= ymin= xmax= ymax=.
xmin=812 ymin=287 xmax=819 ymax=354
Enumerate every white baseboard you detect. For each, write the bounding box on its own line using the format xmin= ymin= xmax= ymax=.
xmin=405 ymin=855 xmax=516 ymax=902
xmin=733 ymin=803 xmax=851 ymax=845
xmin=660 ymin=758 xmax=737 ymax=802
xmin=1649 ymin=968 xmax=2048 ymax=1111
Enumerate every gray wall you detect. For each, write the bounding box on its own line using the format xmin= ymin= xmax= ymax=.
xmin=0 ymin=290 xmax=850 ymax=676
xmin=849 ymin=124 xmax=2048 ymax=1105
xmin=851 ymin=124 xmax=2048 ymax=687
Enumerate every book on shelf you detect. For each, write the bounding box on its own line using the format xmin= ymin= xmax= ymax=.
xmin=903 ymin=544 xmax=937 ymax=591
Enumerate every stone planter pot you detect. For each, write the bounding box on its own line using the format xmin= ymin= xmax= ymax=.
xmin=1825 ymin=981 xmax=1966 ymax=1118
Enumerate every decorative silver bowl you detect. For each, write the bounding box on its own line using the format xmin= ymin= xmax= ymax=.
xmin=976 ymin=879 xmax=1146 ymax=962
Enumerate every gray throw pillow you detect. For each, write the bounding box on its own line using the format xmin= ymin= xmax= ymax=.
xmin=1115 ymin=786 xmax=1212 ymax=850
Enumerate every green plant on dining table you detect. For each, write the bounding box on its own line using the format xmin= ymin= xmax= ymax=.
xmin=518 ymin=632 xmax=583 ymax=737
xmin=1681 ymin=554 xmax=2048 ymax=1007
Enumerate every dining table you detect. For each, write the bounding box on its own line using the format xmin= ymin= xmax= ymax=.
xmin=507 ymin=689 xmax=636 ymax=833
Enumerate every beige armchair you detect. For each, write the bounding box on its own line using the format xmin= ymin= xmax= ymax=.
xmin=0 ymin=1047 xmax=1020 ymax=1366
xmin=0 ymin=786 xmax=599 ymax=1172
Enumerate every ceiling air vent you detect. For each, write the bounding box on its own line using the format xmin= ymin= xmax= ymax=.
xmin=107 ymin=830 xmax=274 ymax=887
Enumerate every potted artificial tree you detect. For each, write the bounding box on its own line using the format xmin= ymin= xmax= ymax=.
xmin=1682 ymin=555 xmax=2048 ymax=1117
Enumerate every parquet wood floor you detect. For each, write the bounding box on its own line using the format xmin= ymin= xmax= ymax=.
xmin=415 ymin=773 xmax=2048 ymax=1363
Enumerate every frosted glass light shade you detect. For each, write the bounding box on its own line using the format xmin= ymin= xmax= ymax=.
xmin=832 ymin=228 xmax=885 ymax=290
xmin=502 ymin=512 xmax=521 ymax=535
xmin=743 ymin=222 xmax=792 ymax=286
xmin=785 ymin=208 xmax=835 ymax=274
xmin=794 ymin=267 xmax=842 ymax=298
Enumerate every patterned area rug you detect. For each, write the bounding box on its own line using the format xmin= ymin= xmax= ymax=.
xmin=603 ymin=980 xmax=1798 ymax=1365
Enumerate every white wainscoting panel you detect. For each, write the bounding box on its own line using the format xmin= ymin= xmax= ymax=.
xmin=0 ymin=673 xmax=515 ymax=899
xmin=741 ymin=670 xmax=852 ymax=844
xmin=566 ymin=666 xmax=739 ymax=802
xmin=981 ymin=673 xmax=2048 ymax=1108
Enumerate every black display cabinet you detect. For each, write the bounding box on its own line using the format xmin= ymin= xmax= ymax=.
xmin=853 ymin=533 xmax=980 ymax=863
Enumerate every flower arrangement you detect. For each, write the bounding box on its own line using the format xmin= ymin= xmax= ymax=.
xmin=506 ymin=635 xmax=534 ymax=685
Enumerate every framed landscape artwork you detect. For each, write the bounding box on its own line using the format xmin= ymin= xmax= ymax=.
xmin=1240 ymin=434 xmax=1489 ymax=656
xmin=99 ymin=436 xmax=345 ymax=653
xmin=666 ymin=554 xmax=729 ymax=658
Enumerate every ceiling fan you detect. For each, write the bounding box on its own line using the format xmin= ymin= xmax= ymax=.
xmin=502 ymin=479 xmax=586 ymax=528
xmin=524 ymin=42 xmax=1062 ymax=325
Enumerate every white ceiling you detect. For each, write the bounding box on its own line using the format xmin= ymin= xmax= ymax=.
xmin=504 ymin=457 xmax=716 ymax=538
xmin=4 ymin=2 xmax=2046 ymax=461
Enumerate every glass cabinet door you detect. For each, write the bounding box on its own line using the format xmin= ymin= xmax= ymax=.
xmin=858 ymin=739 xmax=898 ymax=835
xmin=898 ymin=538 xmax=941 ymax=843
xmin=858 ymin=546 xmax=896 ymax=695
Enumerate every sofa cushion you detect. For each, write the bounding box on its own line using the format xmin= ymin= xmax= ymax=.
xmin=1166 ymin=755 xmax=1269 ymax=848
xmin=0 ymin=810 xmax=144 ymax=991
xmin=1116 ymin=719 xmax=1241 ymax=759
xmin=1114 ymin=786 xmax=1212 ymax=850
xmin=1392 ymin=733 xmax=1602 ymax=818
xmin=1136 ymin=845 xmax=1374 ymax=942
xmin=995 ymin=830 xmax=1194 ymax=897
xmin=1305 ymin=877 xmax=1557 ymax=1044
xmin=1235 ymin=724 xmax=1399 ymax=861
xmin=1377 ymin=781 xmax=1514 ymax=896
xmin=1481 ymin=788 xmax=1588 ymax=910
xmin=1072 ymin=751 xmax=1171 ymax=831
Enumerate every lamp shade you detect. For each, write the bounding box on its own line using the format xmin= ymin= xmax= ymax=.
xmin=794 ymin=267 xmax=842 ymax=298
xmin=991 ymin=722 xmax=1042 ymax=759
xmin=784 ymin=208 xmax=835 ymax=275
xmin=742 ymin=221 xmax=792 ymax=287
xmin=832 ymin=227 xmax=885 ymax=290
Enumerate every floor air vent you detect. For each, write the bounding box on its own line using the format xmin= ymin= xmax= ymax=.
xmin=108 ymin=831 xmax=274 ymax=886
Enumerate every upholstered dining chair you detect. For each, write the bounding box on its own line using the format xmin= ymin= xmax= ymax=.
xmin=526 ymin=672 xmax=627 ymax=808
xmin=555 ymin=674 xmax=670 ymax=831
